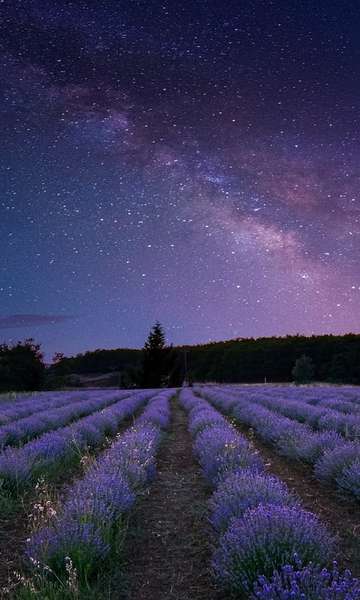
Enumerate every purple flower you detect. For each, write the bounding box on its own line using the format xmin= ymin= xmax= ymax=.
xmin=314 ymin=443 xmax=360 ymax=483
xmin=193 ymin=423 xmax=263 ymax=485
xmin=295 ymin=431 xmax=346 ymax=464
xmin=63 ymin=470 xmax=135 ymax=525
xmin=0 ymin=390 xmax=134 ymax=449
xmin=24 ymin=390 xmax=172 ymax=586
xmin=136 ymin=391 xmax=172 ymax=429
xmin=189 ymin=408 xmax=226 ymax=435
xmin=0 ymin=391 xmax=152 ymax=493
xmin=194 ymin=424 xmax=247 ymax=461
xmin=213 ymin=504 xmax=334 ymax=596
xmin=336 ymin=459 xmax=360 ymax=499
xmin=199 ymin=386 xmax=360 ymax=500
xmin=102 ymin=424 xmax=160 ymax=489
xmin=26 ymin=521 xmax=109 ymax=580
xmin=0 ymin=446 xmax=34 ymax=491
xmin=253 ymin=561 xmax=360 ymax=599
xmin=209 ymin=470 xmax=299 ymax=533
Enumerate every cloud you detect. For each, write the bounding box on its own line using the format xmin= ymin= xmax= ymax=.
xmin=0 ymin=314 xmax=75 ymax=329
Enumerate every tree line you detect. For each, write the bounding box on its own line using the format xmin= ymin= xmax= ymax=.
xmin=1 ymin=327 xmax=360 ymax=392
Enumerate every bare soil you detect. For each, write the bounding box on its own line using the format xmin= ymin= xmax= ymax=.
xmin=123 ymin=398 xmax=219 ymax=600
xmin=232 ymin=419 xmax=360 ymax=576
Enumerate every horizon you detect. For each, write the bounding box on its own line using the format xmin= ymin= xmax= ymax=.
xmin=46 ymin=329 xmax=360 ymax=363
xmin=2 ymin=2 xmax=360 ymax=359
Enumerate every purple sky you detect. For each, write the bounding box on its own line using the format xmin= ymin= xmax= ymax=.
xmin=1 ymin=1 xmax=360 ymax=359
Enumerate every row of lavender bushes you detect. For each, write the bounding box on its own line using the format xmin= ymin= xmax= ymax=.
xmin=230 ymin=384 xmax=360 ymax=409
xmin=0 ymin=390 xmax=137 ymax=449
xmin=298 ymin=387 xmax=360 ymax=412
xmin=17 ymin=390 xmax=173 ymax=598
xmin=179 ymin=389 xmax=359 ymax=599
xmin=0 ymin=390 xmax=156 ymax=512
xmin=200 ymin=387 xmax=360 ymax=501
xmin=226 ymin=385 xmax=360 ymax=439
xmin=0 ymin=391 xmax=95 ymax=426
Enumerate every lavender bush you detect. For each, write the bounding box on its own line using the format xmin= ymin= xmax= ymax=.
xmin=213 ymin=504 xmax=334 ymax=597
xmin=209 ymin=469 xmax=299 ymax=533
xmin=0 ymin=391 xmax=87 ymax=426
xmin=314 ymin=443 xmax=360 ymax=484
xmin=27 ymin=521 xmax=110 ymax=583
xmin=180 ymin=389 xmax=360 ymax=598
xmin=0 ymin=390 xmax=155 ymax=503
xmin=0 ymin=390 xmax=134 ymax=448
xmin=180 ymin=390 xmax=263 ymax=486
xmin=24 ymin=390 xmax=173 ymax=590
xmin=188 ymin=407 xmax=226 ymax=435
xmin=295 ymin=431 xmax=346 ymax=464
xmin=252 ymin=561 xmax=360 ymax=600
xmin=335 ymin=459 xmax=360 ymax=499
xmin=216 ymin=385 xmax=360 ymax=440
xmin=199 ymin=386 xmax=360 ymax=500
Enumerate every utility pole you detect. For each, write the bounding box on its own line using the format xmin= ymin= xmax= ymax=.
xmin=183 ymin=349 xmax=188 ymax=386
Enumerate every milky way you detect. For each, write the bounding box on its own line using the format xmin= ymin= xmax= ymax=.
xmin=1 ymin=1 xmax=360 ymax=358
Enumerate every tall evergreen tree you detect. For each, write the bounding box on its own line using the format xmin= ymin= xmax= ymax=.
xmin=142 ymin=322 xmax=170 ymax=388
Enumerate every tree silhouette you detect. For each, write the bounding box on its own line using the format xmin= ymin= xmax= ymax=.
xmin=292 ymin=354 xmax=315 ymax=384
xmin=142 ymin=322 xmax=171 ymax=388
xmin=0 ymin=338 xmax=45 ymax=392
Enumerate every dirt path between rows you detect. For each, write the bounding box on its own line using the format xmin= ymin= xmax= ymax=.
xmin=231 ymin=418 xmax=360 ymax=577
xmin=123 ymin=398 xmax=218 ymax=600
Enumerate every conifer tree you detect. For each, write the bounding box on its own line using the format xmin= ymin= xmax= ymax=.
xmin=142 ymin=321 xmax=170 ymax=388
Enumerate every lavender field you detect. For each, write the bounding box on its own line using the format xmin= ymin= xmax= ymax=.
xmin=0 ymin=386 xmax=359 ymax=599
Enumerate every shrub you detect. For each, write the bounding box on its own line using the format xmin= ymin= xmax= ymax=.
xmin=27 ymin=521 xmax=109 ymax=583
xmin=275 ymin=427 xmax=312 ymax=460
xmin=295 ymin=431 xmax=346 ymax=464
xmin=189 ymin=408 xmax=225 ymax=435
xmin=252 ymin=561 xmax=360 ymax=599
xmin=194 ymin=425 xmax=244 ymax=461
xmin=336 ymin=459 xmax=360 ymax=499
xmin=195 ymin=425 xmax=263 ymax=485
xmin=213 ymin=504 xmax=334 ymax=596
xmin=314 ymin=443 xmax=360 ymax=483
xmin=24 ymin=392 xmax=173 ymax=591
xmin=209 ymin=470 xmax=299 ymax=533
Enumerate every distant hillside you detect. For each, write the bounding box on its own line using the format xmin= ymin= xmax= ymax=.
xmin=53 ymin=348 xmax=141 ymax=375
xmin=51 ymin=333 xmax=360 ymax=385
xmin=181 ymin=333 xmax=360 ymax=383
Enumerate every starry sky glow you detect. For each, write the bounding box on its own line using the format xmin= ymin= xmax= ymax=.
xmin=1 ymin=1 xmax=360 ymax=358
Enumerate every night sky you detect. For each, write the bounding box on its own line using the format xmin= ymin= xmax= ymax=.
xmin=1 ymin=1 xmax=360 ymax=359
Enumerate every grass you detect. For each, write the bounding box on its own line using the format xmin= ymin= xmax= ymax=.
xmin=8 ymin=510 xmax=131 ymax=600
xmin=0 ymin=392 xmax=35 ymax=404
